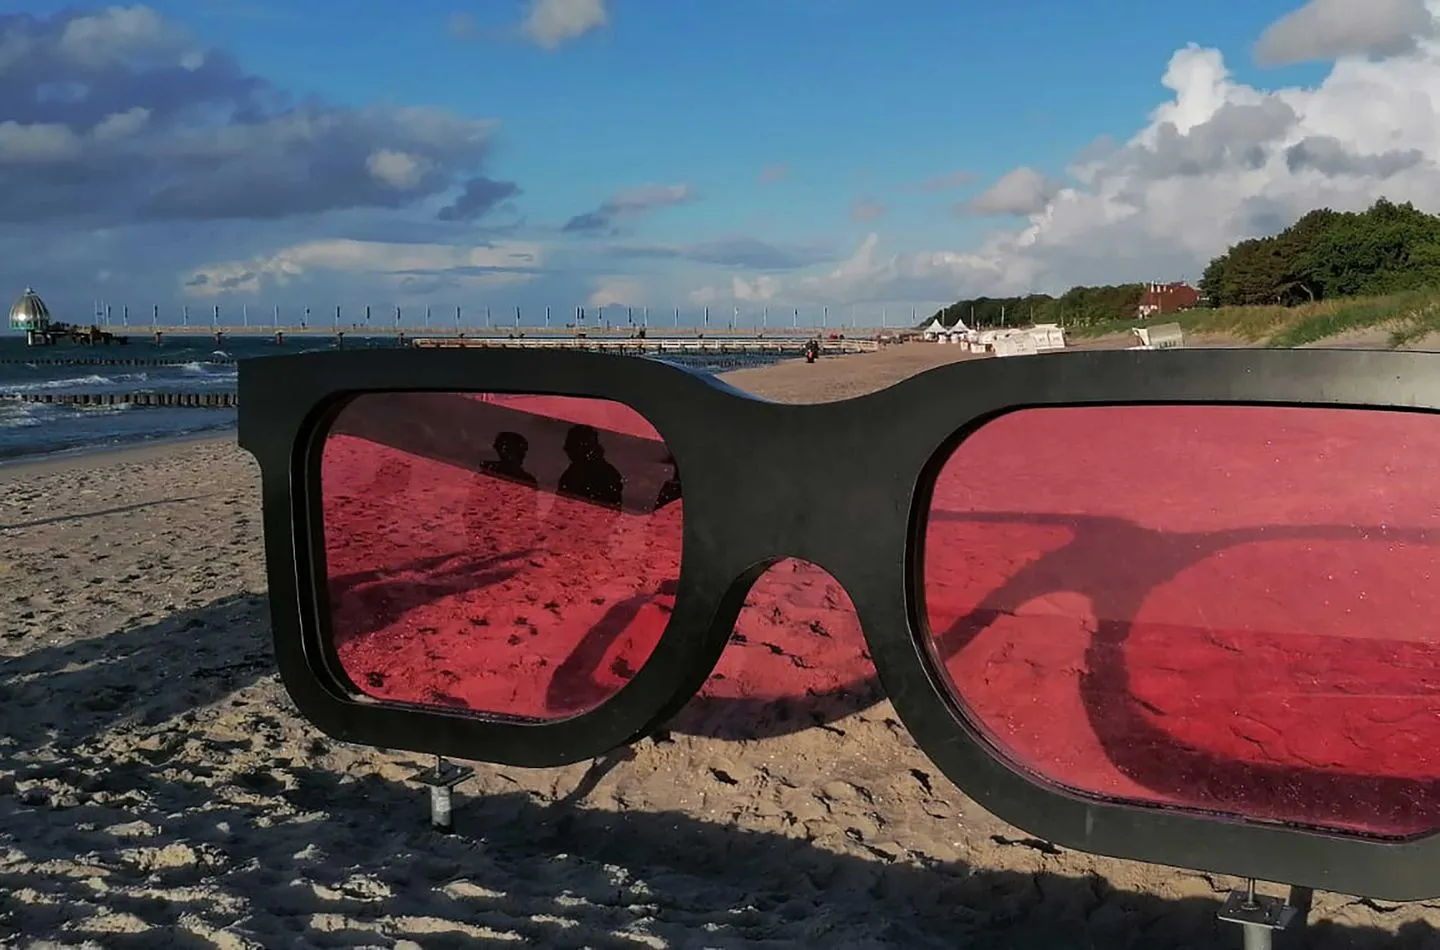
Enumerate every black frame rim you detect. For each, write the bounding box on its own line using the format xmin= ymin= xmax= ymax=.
xmin=238 ymin=346 xmax=1440 ymax=901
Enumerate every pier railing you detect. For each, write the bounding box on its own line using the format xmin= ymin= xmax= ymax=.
xmin=409 ymin=336 xmax=880 ymax=354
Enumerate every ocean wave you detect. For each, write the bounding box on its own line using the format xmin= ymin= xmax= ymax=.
xmin=0 ymin=402 xmax=44 ymax=429
xmin=179 ymin=360 xmax=231 ymax=374
xmin=5 ymin=373 xmax=112 ymax=391
xmin=0 ymin=402 xmax=236 ymax=460
xmin=0 ymin=371 xmax=161 ymax=394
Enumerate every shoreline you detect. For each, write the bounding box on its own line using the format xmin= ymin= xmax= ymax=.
xmin=0 ymin=329 xmax=1360 ymax=473
xmin=0 ymin=344 xmax=975 ymax=475
xmin=0 ymin=348 xmax=799 ymax=472
xmin=0 ymin=428 xmax=236 ymax=481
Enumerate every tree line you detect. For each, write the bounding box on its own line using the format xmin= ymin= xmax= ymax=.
xmin=1199 ymin=198 xmax=1440 ymax=306
xmin=927 ymin=197 xmax=1440 ymax=328
xmin=930 ymin=285 xmax=1146 ymax=330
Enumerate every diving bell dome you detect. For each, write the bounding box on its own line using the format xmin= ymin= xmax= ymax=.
xmin=9 ymin=288 xmax=51 ymax=331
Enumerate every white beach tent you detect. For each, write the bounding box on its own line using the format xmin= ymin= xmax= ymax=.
xmin=922 ymin=314 xmax=965 ymax=340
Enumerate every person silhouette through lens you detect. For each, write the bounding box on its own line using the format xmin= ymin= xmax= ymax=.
xmin=655 ymin=453 xmax=681 ymax=510
xmin=558 ymin=424 xmax=624 ymax=509
xmin=482 ymin=430 xmax=537 ymax=486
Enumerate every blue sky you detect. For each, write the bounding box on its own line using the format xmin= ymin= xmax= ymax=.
xmin=3 ymin=0 xmax=1435 ymax=326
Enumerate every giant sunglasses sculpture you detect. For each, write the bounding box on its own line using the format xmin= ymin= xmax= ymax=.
xmin=238 ymin=346 xmax=1440 ymax=922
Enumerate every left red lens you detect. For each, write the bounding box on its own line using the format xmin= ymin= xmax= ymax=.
xmin=319 ymin=392 xmax=684 ymax=722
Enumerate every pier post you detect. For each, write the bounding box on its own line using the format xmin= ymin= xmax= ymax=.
xmin=153 ymin=331 xmax=163 ymax=345
xmin=275 ymin=331 xmax=285 ymax=345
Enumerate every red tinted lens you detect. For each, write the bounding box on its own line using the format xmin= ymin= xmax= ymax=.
xmin=320 ymin=392 xmax=683 ymax=722
xmin=681 ymin=558 xmax=873 ymax=737
xmin=923 ymin=405 xmax=1440 ymax=838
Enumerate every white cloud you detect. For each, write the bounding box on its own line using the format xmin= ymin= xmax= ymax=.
xmin=608 ymin=183 xmax=689 ymax=211
xmin=693 ymin=2 xmax=1440 ymax=308
xmin=564 ymin=183 xmax=694 ymax=232
xmin=365 ymin=149 xmax=429 ymax=190
xmin=521 ymin=0 xmax=607 ymax=50
xmin=965 ymin=166 xmax=1059 ymax=216
xmin=91 ymin=107 xmax=151 ymax=141
xmin=183 ymin=238 xmax=544 ymax=297
xmin=587 ymin=276 xmax=645 ymax=307
xmin=57 ymin=5 xmax=195 ymax=67
xmin=998 ymin=29 xmax=1440 ymax=289
xmin=0 ymin=121 xmax=83 ymax=162
xmin=688 ymin=274 xmax=784 ymax=305
xmin=733 ymin=274 xmax=783 ymax=301
xmin=690 ymin=233 xmax=1000 ymax=307
xmin=0 ymin=7 xmax=506 ymax=224
xmin=2 ymin=107 xmax=156 ymax=162
xmin=1255 ymin=0 xmax=1433 ymax=65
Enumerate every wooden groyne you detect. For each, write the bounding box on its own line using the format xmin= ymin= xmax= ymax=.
xmin=1 ymin=392 xmax=237 ymax=408
xmin=0 ymin=358 xmax=237 ymax=367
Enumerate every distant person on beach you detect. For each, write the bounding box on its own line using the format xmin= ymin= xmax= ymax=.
xmin=558 ymin=424 xmax=624 ymax=509
xmin=655 ymin=454 xmax=681 ymax=510
xmin=481 ymin=430 xmax=537 ymax=486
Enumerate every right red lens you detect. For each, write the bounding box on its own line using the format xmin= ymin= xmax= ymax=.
xmin=320 ymin=392 xmax=683 ymax=722
xmin=923 ymin=405 xmax=1440 ymax=838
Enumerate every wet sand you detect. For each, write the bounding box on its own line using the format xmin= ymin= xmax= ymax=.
xmin=2 ymin=341 xmax=1437 ymax=948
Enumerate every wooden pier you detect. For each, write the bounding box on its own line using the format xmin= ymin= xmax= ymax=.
xmin=87 ymin=323 xmax=890 ymax=355
xmin=23 ymin=323 xmax=130 ymax=346
xmin=133 ymin=324 xmax=886 ymax=344
xmin=410 ymin=336 xmax=880 ymax=355
xmin=146 ymin=325 xmax=891 ymax=339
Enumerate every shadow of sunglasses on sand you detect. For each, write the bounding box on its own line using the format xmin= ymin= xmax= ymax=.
xmin=0 ymin=593 xmax=1427 ymax=949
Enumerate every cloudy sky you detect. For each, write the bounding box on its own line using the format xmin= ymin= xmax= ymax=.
xmin=4 ymin=0 xmax=1440 ymax=325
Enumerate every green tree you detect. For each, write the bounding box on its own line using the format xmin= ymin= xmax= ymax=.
xmin=1200 ymin=198 xmax=1440 ymax=307
xmin=937 ymin=197 xmax=1440 ymax=321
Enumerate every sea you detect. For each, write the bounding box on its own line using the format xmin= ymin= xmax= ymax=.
xmin=0 ymin=334 xmax=788 ymax=464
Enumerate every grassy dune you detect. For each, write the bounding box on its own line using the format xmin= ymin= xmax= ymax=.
xmin=1069 ymin=288 xmax=1440 ymax=347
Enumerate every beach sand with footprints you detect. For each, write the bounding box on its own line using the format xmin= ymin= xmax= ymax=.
xmin=3 ymin=342 xmax=1440 ymax=949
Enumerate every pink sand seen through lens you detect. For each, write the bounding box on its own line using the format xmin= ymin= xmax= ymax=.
xmin=320 ymin=395 xmax=1440 ymax=840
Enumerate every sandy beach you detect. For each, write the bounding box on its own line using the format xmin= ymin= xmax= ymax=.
xmin=3 ymin=343 xmax=1438 ymax=949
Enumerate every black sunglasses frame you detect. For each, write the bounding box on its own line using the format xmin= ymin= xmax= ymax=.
xmin=239 ymin=346 xmax=1440 ymax=902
